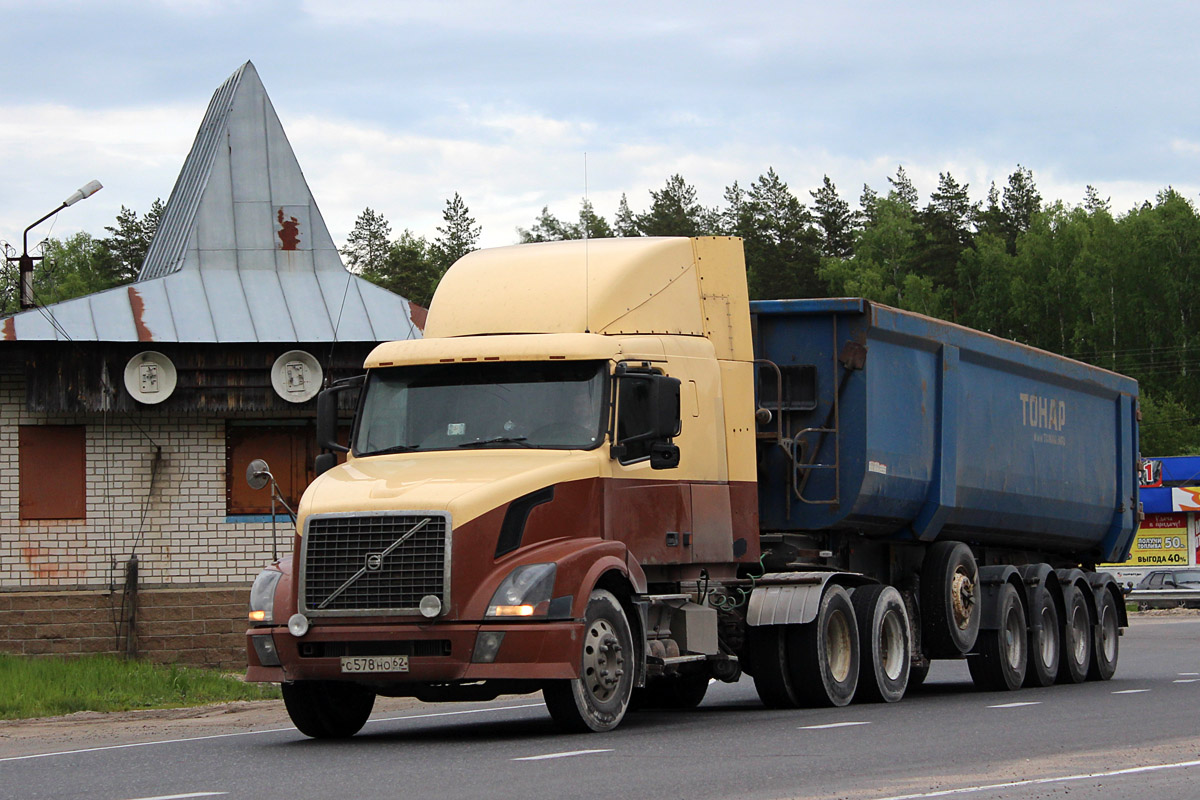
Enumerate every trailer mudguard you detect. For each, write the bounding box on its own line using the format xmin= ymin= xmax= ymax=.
xmin=1087 ymin=571 xmax=1129 ymax=628
xmin=746 ymin=571 xmax=874 ymax=627
xmin=976 ymin=565 xmax=1022 ymax=630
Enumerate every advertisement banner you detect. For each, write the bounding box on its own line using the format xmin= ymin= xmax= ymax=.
xmin=1123 ymin=513 xmax=1190 ymax=567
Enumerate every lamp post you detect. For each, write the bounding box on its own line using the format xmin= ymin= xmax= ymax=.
xmin=11 ymin=179 xmax=103 ymax=310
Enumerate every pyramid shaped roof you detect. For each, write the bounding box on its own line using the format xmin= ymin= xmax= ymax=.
xmin=2 ymin=62 xmax=421 ymax=344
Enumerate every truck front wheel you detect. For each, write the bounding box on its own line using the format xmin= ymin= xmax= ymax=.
xmin=281 ymin=680 xmax=375 ymax=739
xmin=544 ymin=589 xmax=634 ymax=732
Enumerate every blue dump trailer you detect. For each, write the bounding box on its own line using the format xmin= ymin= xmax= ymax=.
xmin=745 ymin=298 xmax=1138 ymax=700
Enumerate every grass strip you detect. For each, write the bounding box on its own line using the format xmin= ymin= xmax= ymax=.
xmin=0 ymin=654 xmax=280 ymax=720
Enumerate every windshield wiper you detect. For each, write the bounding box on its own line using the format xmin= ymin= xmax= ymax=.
xmin=364 ymin=444 xmax=421 ymax=456
xmin=458 ymin=436 xmax=532 ymax=448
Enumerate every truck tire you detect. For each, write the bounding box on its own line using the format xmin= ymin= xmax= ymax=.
xmin=1023 ymin=585 xmax=1060 ymax=687
xmin=281 ymin=680 xmax=376 ymax=739
xmin=1056 ymin=584 xmax=1092 ymax=684
xmin=790 ymin=584 xmax=859 ymax=707
xmin=749 ymin=625 xmax=800 ymax=708
xmin=543 ymin=589 xmax=634 ymax=732
xmin=921 ymin=542 xmax=981 ymax=658
xmin=632 ymin=672 xmax=710 ymax=710
xmin=967 ymin=582 xmax=1027 ymax=691
xmin=1088 ymin=587 xmax=1120 ymax=681
xmin=851 ymin=584 xmax=910 ymax=703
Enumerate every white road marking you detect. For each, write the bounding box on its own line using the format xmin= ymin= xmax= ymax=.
xmin=512 ymin=749 xmax=613 ymax=761
xmin=122 ymin=794 xmax=226 ymax=800
xmin=865 ymin=757 xmax=1200 ymax=800
xmin=1112 ymin=688 xmax=1151 ymax=694
xmin=1173 ymin=678 xmax=1199 ymax=683
xmin=0 ymin=702 xmax=544 ymax=763
xmin=799 ymin=721 xmax=871 ymax=730
xmin=1181 ymin=672 xmax=1200 ymax=676
xmin=986 ymin=701 xmax=1041 ymax=708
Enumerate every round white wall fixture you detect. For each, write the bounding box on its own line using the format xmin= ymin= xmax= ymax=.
xmin=123 ymin=351 xmax=177 ymax=404
xmin=271 ymin=350 xmax=323 ymax=403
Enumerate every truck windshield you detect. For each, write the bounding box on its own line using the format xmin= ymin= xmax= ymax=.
xmin=355 ymin=360 xmax=607 ymax=455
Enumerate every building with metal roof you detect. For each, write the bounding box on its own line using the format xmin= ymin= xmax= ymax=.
xmin=0 ymin=62 xmax=421 ymax=668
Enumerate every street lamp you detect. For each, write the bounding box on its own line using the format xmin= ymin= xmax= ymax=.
xmin=10 ymin=179 xmax=103 ymax=310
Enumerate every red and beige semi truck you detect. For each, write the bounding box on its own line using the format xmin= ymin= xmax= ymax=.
xmin=245 ymin=236 xmax=1139 ymax=735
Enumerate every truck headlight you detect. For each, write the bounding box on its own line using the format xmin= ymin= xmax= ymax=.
xmin=248 ymin=569 xmax=283 ymax=625
xmin=486 ymin=563 xmax=556 ymax=618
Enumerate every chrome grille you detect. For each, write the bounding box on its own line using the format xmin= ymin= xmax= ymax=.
xmin=301 ymin=513 xmax=450 ymax=615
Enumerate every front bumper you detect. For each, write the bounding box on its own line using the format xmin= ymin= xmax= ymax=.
xmin=246 ymin=620 xmax=583 ymax=683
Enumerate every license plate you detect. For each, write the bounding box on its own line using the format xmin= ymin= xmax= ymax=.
xmin=341 ymin=655 xmax=409 ymax=673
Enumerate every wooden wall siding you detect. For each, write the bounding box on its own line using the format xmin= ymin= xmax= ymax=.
xmin=20 ymin=342 xmax=373 ymax=414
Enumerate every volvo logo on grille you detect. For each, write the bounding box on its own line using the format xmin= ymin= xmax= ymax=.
xmin=365 ymin=553 xmax=384 ymax=571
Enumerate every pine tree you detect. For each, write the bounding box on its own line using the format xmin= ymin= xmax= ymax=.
xmin=810 ymin=176 xmax=854 ymax=259
xmin=1001 ymin=165 xmax=1042 ymax=252
xmin=361 ymin=229 xmax=441 ymax=308
xmin=432 ymin=193 xmax=481 ymax=272
xmin=887 ymin=166 xmax=920 ymax=210
xmin=340 ymin=207 xmax=393 ymax=274
xmin=578 ymin=198 xmax=613 ymax=239
xmin=636 ymin=174 xmax=709 ymax=236
xmin=613 ymin=194 xmax=639 ymax=237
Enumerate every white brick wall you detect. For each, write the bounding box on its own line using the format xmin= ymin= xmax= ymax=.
xmin=0 ymin=371 xmax=306 ymax=589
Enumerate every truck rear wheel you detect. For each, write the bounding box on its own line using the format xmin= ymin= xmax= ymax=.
xmin=1023 ymin=586 xmax=1060 ymax=687
xmin=921 ymin=542 xmax=981 ymax=658
xmin=543 ymin=589 xmax=634 ymax=732
xmin=281 ymin=680 xmax=376 ymax=739
xmin=790 ymin=584 xmax=859 ymax=707
xmin=1056 ymin=584 xmax=1092 ymax=684
xmin=967 ymin=582 xmax=1027 ymax=691
xmin=749 ymin=625 xmax=800 ymax=708
xmin=1088 ymin=587 xmax=1119 ymax=681
xmin=851 ymin=584 xmax=910 ymax=703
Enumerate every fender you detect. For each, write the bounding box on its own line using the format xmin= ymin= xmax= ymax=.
xmin=1017 ymin=562 xmax=1063 ymax=638
xmin=976 ymin=565 xmax=1022 ymax=630
xmin=1054 ymin=567 xmax=1095 ymax=625
xmin=746 ymin=571 xmax=875 ymax=627
xmin=1087 ymin=570 xmax=1129 ymax=628
xmin=465 ymin=536 xmax=640 ymax=620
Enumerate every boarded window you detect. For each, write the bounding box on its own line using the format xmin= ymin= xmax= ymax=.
xmin=226 ymin=423 xmax=351 ymax=515
xmin=227 ymin=424 xmax=314 ymax=515
xmin=20 ymin=426 xmax=86 ymax=520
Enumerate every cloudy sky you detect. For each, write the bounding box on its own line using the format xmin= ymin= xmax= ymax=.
xmin=2 ymin=1 xmax=1197 ymax=252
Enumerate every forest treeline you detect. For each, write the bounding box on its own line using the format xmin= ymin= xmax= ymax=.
xmin=9 ymin=165 xmax=1200 ymax=455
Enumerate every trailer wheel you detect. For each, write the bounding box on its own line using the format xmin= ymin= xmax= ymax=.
xmin=790 ymin=584 xmax=859 ymax=707
xmin=544 ymin=589 xmax=634 ymax=732
xmin=632 ymin=672 xmax=710 ymax=710
xmin=281 ymin=680 xmax=376 ymax=739
xmin=968 ymin=582 xmax=1027 ymax=691
xmin=851 ymin=584 xmax=910 ymax=703
xmin=1088 ymin=587 xmax=1120 ymax=681
xmin=921 ymin=542 xmax=981 ymax=658
xmin=1056 ymin=584 xmax=1092 ymax=684
xmin=749 ymin=625 xmax=800 ymax=708
xmin=1023 ymin=586 xmax=1060 ymax=687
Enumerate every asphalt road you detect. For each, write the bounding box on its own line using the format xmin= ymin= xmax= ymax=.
xmin=3 ymin=616 xmax=1199 ymax=800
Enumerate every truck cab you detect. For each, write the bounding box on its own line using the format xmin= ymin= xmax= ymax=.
xmin=246 ymin=237 xmax=759 ymax=732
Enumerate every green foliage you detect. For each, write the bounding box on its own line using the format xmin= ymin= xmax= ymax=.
xmin=1139 ymin=391 xmax=1200 ymax=457
xmin=0 ymin=654 xmax=279 ymax=719
xmin=517 ymin=199 xmax=614 ymax=243
xmin=340 ymin=207 xmax=393 ymax=274
xmin=432 ymin=192 xmax=481 ymax=273
xmin=636 ymin=174 xmax=712 ymax=236
xmin=363 ymin=229 xmax=441 ymax=308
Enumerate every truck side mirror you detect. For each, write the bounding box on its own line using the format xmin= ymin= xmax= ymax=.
xmin=611 ymin=367 xmax=681 ymax=468
xmin=314 ymin=375 xmax=365 ymax=476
